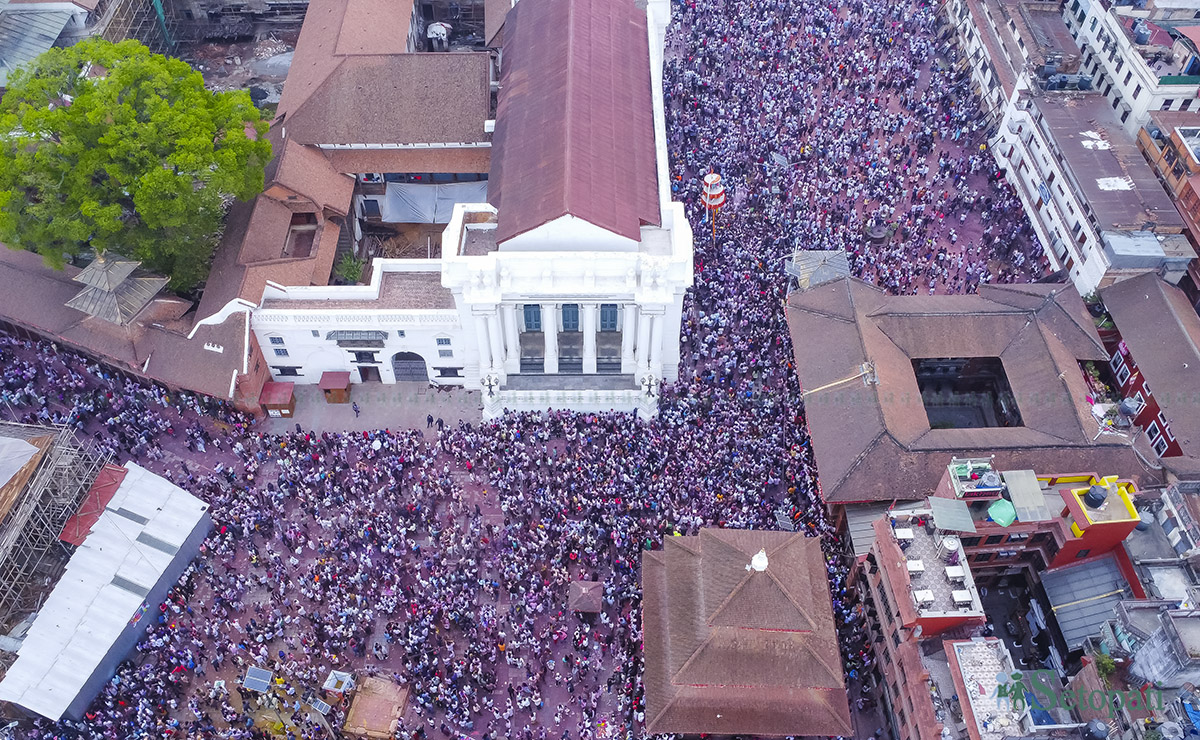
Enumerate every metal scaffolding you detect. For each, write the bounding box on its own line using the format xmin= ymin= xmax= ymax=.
xmin=0 ymin=422 xmax=110 ymax=639
xmin=71 ymin=0 xmax=181 ymax=53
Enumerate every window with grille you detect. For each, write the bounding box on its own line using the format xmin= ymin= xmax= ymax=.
xmin=438 ymin=349 xmax=453 ymax=358
xmin=1154 ymin=436 xmax=1170 ymax=456
xmin=1147 ymin=421 xmax=1162 ymax=443
xmin=1159 ymin=412 xmax=1174 ymax=440
xmin=269 ymin=336 xmax=285 ymax=345
xmin=326 ymin=330 xmax=387 ymax=348
xmin=274 ymin=348 xmax=289 ymax=357
xmin=436 ymin=338 xmax=452 ymax=346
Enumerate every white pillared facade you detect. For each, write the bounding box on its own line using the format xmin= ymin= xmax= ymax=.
xmin=248 ymin=0 xmax=694 ymax=419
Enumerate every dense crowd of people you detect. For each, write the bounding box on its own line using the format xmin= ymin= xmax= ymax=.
xmin=1 ymin=0 xmax=1042 ymax=738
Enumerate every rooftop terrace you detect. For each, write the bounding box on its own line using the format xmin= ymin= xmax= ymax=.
xmin=948 ymin=638 xmax=1034 ymax=740
xmin=886 ymin=511 xmax=984 ymax=618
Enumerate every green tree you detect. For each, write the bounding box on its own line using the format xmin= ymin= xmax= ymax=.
xmin=0 ymin=39 xmax=272 ymax=290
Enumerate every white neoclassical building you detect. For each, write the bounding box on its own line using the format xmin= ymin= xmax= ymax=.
xmin=246 ymin=0 xmax=693 ymax=418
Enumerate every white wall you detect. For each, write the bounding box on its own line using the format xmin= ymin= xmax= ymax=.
xmin=499 ymin=215 xmax=640 ymax=252
xmin=252 ymin=261 xmax=467 ymax=385
xmin=992 ymin=107 xmax=1111 ymax=293
xmin=253 ymin=316 xmax=466 ymax=385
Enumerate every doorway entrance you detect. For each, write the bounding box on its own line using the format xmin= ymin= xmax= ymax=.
xmin=359 ymin=366 xmax=382 ymax=382
xmin=391 ymin=352 xmax=428 ymax=382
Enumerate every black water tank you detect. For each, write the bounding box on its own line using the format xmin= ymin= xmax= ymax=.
xmin=1084 ymin=485 xmax=1108 ymax=509
xmin=1087 ymin=719 xmax=1110 ymax=740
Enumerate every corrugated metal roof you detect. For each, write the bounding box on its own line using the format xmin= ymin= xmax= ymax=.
xmin=0 ymin=7 xmax=73 ymax=88
xmin=0 ymin=462 xmax=210 ymax=721
xmin=786 ymin=250 xmax=851 ymax=290
xmin=928 ymin=496 xmax=977 ymax=533
xmin=72 ymin=256 xmax=138 ymax=291
xmin=845 ymin=501 xmax=925 ymax=556
xmin=1042 ymin=555 xmax=1131 ymax=650
xmin=65 ymin=275 xmax=168 ymax=325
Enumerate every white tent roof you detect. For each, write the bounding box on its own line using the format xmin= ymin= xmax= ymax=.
xmin=0 ymin=436 xmax=38 ymax=491
xmin=0 ymin=462 xmax=209 ymax=721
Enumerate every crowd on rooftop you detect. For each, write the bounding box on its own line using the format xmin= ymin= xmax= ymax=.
xmin=0 ymin=0 xmax=1045 ymax=738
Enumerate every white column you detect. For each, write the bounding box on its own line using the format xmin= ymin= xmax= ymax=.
xmin=635 ymin=307 xmax=652 ymax=373
xmin=486 ymin=311 xmax=504 ymax=375
xmin=582 ymin=303 xmax=598 ymax=375
xmin=662 ymin=294 xmax=684 ymax=382
xmin=648 ymin=313 xmax=665 ymax=374
xmin=501 ymin=304 xmax=520 ymax=374
xmin=621 ymin=304 xmax=636 ymax=373
xmin=542 ymin=303 xmax=559 ymax=374
xmin=474 ymin=313 xmax=492 ymax=376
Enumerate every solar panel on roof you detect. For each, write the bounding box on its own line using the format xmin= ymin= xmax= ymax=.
xmin=1003 ymin=469 xmax=1052 ymax=522
xmin=928 ymin=497 xmax=977 ymax=533
xmin=309 ymin=698 xmax=331 ymax=714
xmin=243 ymin=667 xmax=273 ymax=693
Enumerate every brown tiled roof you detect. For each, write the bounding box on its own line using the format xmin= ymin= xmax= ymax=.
xmin=137 ymin=314 xmax=248 ymax=401
xmin=282 ymin=53 xmax=492 ymax=146
xmin=788 ymin=278 xmax=1156 ymax=504
xmin=276 ymin=0 xmax=490 ymax=148
xmin=197 ymin=168 xmax=348 ymax=320
xmin=1102 ymin=272 xmax=1200 ymax=456
xmin=485 ymin=0 xmax=509 ymax=45
xmin=489 ymin=0 xmax=660 ymax=244
xmin=269 ymin=139 xmax=355 ymax=213
xmin=0 ymin=247 xmax=247 ymax=402
xmin=276 ymin=0 xmax=412 ymax=119
xmin=641 ymin=529 xmax=851 ymax=736
xmin=322 ymin=147 xmax=490 ymax=175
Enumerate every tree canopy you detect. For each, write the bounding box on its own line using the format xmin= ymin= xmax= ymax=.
xmin=0 ymin=39 xmax=272 ymax=291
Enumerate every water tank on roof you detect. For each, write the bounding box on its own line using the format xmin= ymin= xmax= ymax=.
xmin=938 ymin=535 xmax=961 ymax=562
xmin=1039 ymin=63 xmax=1058 ymax=78
xmin=1084 ymin=485 xmax=1109 ymax=509
xmin=1134 ymin=21 xmax=1151 ymax=46
xmin=1086 ymin=719 xmax=1110 ymax=740
xmin=1119 ymin=397 xmax=1142 ymax=416
xmin=1077 ymin=75 xmax=1094 ymax=90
